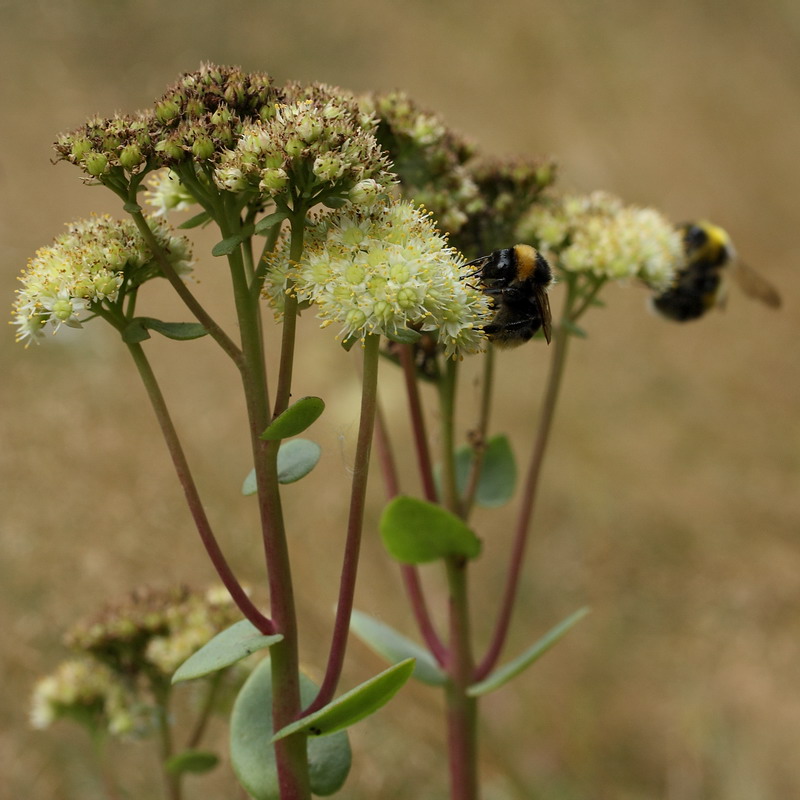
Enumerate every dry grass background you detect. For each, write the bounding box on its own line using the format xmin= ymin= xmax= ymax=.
xmin=2 ymin=1 xmax=799 ymax=798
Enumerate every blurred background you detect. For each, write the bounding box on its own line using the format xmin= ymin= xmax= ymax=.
xmin=2 ymin=0 xmax=799 ymax=797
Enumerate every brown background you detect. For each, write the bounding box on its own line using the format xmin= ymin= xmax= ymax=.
xmin=2 ymin=1 xmax=799 ymax=798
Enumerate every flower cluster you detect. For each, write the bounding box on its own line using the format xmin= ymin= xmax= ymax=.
xmin=30 ymin=659 xmax=142 ymax=736
xmin=12 ymin=215 xmax=192 ymax=345
xmin=362 ymin=91 xmax=480 ymax=233
xmin=265 ymin=201 xmax=492 ymax=357
xmin=517 ymin=191 xmax=683 ymax=289
xmin=53 ymin=64 xmax=281 ymax=179
xmin=452 ymin=157 xmax=557 ymax=258
xmin=214 ymin=85 xmax=394 ymax=205
xmin=64 ymin=584 xmax=244 ymax=679
xmin=31 ymin=585 xmax=248 ymax=740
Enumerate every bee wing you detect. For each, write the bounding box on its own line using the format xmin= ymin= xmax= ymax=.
xmin=733 ymin=262 xmax=781 ymax=308
xmin=534 ymin=287 xmax=552 ymax=344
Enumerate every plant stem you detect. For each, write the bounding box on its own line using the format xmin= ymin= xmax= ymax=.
xmin=462 ymin=343 xmax=496 ymax=517
xmin=305 ymin=334 xmax=381 ymax=714
xmin=438 ymin=357 xmax=462 ymax=517
xmin=373 ymin=399 xmax=446 ymax=664
xmin=444 ymin=557 xmax=478 ymax=800
xmin=272 ymin=210 xmax=304 ymax=419
xmin=126 ymin=209 xmax=244 ymax=367
xmin=153 ymin=682 xmax=182 ymax=800
xmin=399 ymin=344 xmax=438 ymax=503
xmin=475 ymin=285 xmax=575 ymax=680
xmin=126 ymin=341 xmax=272 ymax=633
xmin=226 ymin=209 xmax=309 ymax=799
xmin=185 ymin=671 xmax=224 ymax=750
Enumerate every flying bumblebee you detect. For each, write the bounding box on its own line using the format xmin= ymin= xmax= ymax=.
xmin=464 ymin=243 xmax=553 ymax=346
xmin=652 ymin=221 xmax=781 ymax=322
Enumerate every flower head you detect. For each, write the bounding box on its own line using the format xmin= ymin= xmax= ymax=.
xmin=362 ymin=91 xmax=480 ymax=234
xmin=265 ymin=201 xmax=492 ymax=357
xmin=64 ymin=584 xmax=243 ymax=680
xmin=215 ymin=84 xmax=394 ymax=205
xmin=30 ymin=659 xmax=142 ymax=736
xmin=517 ymin=191 xmax=683 ymax=289
xmin=12 ymin=215 xmax=192 ymax=345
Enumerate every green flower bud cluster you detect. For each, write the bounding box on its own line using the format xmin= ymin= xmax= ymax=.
xmin=265 ymin=200 xmax=492 ymax=357
xmin=451 ymin=157 xmax=557 ymax=257
xmin=214 ymin=83 xmax=394 ymax=206
xmin=362 ymin=91 xmax=480 ymax=235
xmin=517 ymin=191 xmax=684 ymax=289
xmin=54 ymin=113 xmax=154 ymax=178
xmin=12 ymin=215 xmax=192 ymax=345
xmin=54 ymin=64 xmax=281 ymax=181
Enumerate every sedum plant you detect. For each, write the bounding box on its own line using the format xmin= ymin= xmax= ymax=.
xmin=18 ymin=63 xmax=769 ymax=800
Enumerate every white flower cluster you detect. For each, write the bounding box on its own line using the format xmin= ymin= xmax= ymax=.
xmin=265 ymin=201 xmax=492 ymax=357
xmin=214 ymin=96 xmax=393 ymax=200
xmin=12 ymin=215 xmax=193 ymax=345
xmin=518 ymin=191 xmax=683 ymax=290
xmin=30 ymin=659 xmax=142 ymax=736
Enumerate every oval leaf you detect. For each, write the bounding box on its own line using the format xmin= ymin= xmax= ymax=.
xmin=121 ymin=318 xmax=151 ymax=343
xmin=139 ymin=318 xmax=208 ymax=341
xmin=212 ymin=234 xmax=245 ymax=257
xmin=178 ymin=210 xmax=212 ymax=229
xmin=241 ymin=468 xmax=257 ymax=496
xmin=380 ymin=496 xmax=481 ymax=564
xmin=454 ymin=435 xmax=517 ymax=508
xmin=260 ymin=397 xmax=325 ymax=441
xmin=467 ymin=607 xmax=590 ymax=697
xmin=277 ymin=439 xmax=321 ymax=484
xmin=242 ymin=439 xmax=322 ymax=495
xmin=350 ymin=610 xmax=447 ymax=686
xmin=231 ymin=659 xmax=351 ymax=799
xmin=172 ymin=620 xmax=283 ymax=684
xmin=273 ymin=659 xmax=415 ymax=742
xmin=254 ymin=210 xmax=289 ymax=234
xmin=165 ymin=750 xmax=219 ymax=776
xmin=383 ymin=327 xmax=422 ymax=345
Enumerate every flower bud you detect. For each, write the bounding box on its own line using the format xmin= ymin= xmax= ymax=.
xmin=83 ymin=152 xmax=108 ymax=177
xmin=119 ymin=144 xmax=143 ymax=170
xmin=156 ymin=99 xmax=181 ymax=124
xmin=191 ymin=136 xmax=215 ymax=160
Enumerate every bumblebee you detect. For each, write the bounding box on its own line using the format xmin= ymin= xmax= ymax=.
xmin=652 ymin=221 xmax=781 ymax=322
xmin=464 ymin=244 xmax=553 ymax=346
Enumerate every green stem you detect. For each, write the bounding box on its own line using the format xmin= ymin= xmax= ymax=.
xmin=399 ymin=344 xmax=438 ymax=503
xmin=438 ymin=357 xmax=462 ymax=517
xmin=273 ymin=211 xmax=305 ymax=419
xmin=153 ymin=682 xmax=182 ymax=800
xmin=89 ymin=730 xmax=123 ymax=800
xmin=372 ymin=397 xmax=447 ymax=664
xmin=444 ymin=557 xmax=478 ymax=800
xmin=462 ymin=343 xmax=496 ymax=517
xmin=126 ymin=341 xmax=272 ymax=633
xmin=305 ymin=334 xmax=381 ymax=714
xmin=126 ymin=208 xmax=244 ymax=367
xmin=225 ymin=210 xmax=309 ymax=798
xmin=475 ymin=281 xmax=577 ymax=680
xmin=185 ymin=671 xmax=224 ymax=750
